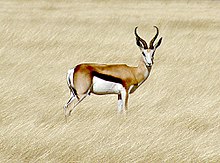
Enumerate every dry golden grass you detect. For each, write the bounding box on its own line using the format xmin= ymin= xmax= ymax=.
xmin=0 ymin=0 xmax=220 ymax=162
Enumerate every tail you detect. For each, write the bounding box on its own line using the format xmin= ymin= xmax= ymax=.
xmin=66 ymin=68 xmax=78 ymax=99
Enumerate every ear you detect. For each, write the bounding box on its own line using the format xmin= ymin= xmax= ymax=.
xmin=154 ymin=37 xmax=162 ymax=49
xmin=136 ymin=38 xmax=144 ymax=49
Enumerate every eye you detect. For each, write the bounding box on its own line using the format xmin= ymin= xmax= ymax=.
xmin=142 ymin=52 xmax=146 ymax=57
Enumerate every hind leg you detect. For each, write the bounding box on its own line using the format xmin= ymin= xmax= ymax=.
xmin=64 ymin=92 xmax=77 ymax=116
xmin=68 ymin=93 xmax=88 ymax=116
xmin=68 ymin=84 xmax=93 ymax=116
xmin=64 ymin=92 xmax=76 ymax=108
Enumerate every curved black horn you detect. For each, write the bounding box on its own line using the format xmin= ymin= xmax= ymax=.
xmin=149 ymin=26 xmax=159 ymax=49
xmin=135 ymin=27 xmax=148 ymax=49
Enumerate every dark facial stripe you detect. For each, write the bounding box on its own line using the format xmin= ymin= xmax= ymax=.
xmin=92 ymin=71 xmax=123 ymax=84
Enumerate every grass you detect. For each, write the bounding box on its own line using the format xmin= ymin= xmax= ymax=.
xmin=0 ymin=0 xmax=220 ymax=162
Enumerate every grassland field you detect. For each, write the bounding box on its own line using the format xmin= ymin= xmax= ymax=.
xmin=0 ymin=0 xmax=220 ymax=162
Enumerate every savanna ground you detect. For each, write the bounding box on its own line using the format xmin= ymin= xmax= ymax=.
xmin=0 ymin=0 xmax=220 ymax=162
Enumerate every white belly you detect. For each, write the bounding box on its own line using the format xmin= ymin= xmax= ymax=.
xmin=92 ymin=76 xmax=123 ymax=95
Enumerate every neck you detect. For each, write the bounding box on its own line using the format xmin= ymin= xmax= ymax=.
xmin=139 ymin=60 xmax=152 ymax=72
xmin=135 ymin=59 xmax=152 ymax=85
xmin=127 ymin=59 xmax=152 ymax=94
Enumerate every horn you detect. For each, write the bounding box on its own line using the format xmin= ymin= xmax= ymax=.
xmin=135 ymin=27 xmax=148 ymax=49
xmin=149 ymin=26 xmax=159 ymax=49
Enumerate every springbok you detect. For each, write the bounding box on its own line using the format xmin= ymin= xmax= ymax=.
xmin=64 ymin=26 xmax=162 ymax=117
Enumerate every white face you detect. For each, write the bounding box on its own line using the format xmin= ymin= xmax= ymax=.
xmin=142 ymin=49 xmax=154 ymax=67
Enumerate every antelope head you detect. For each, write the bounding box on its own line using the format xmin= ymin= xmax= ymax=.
xmin=135 ymin=26 xmax=163 ymax=67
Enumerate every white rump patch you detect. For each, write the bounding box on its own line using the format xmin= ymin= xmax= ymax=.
xmin=92 ymin=76 xmax=124 ymax=95
xmin=67 ymin=68 xmax=75 ymax=88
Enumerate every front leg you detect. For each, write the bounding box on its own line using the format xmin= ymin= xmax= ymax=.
xmin=118 ymin=94 xmax=123 ymax=112
xmin=120 ymin=87 xmax=129 ymax=113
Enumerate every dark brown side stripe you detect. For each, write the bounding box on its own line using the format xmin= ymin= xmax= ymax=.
xmin=92 ymin=71 xmax=123 ymax=84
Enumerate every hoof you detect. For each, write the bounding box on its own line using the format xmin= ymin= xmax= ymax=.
xmin=63 ymin=105 xmax=69 ymax=116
